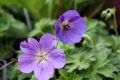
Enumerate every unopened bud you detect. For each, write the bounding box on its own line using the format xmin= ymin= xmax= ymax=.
xmin=101 ymin=10 xmax=107 ymax=18
xmin=117 ymin=50 xmax=120 ymax=53
xmin=105 ymin=13 xmax=112 ymax=21
xmin=83 ymin=34 xmax=91 ymax=41
xmin=82 ymin=40 xmax=87 ymax=46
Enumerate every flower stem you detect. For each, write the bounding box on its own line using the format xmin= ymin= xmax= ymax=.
xmin=113 ymin=13 xmax=118 ymax=44
xmin=56 ymin=38 xmax=59 ymax=48
xmin=90 ymin=38 xmax=95 ymax=56
xmin=48 ymin=0 xmax=53 ymax=19
xmin=74 ymin=0 xmax=77 ymax=10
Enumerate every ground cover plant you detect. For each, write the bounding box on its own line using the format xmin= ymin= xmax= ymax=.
xmin=0 ymin=0 xmax=120 ymax=80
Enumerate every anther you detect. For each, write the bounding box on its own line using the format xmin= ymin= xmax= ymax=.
xmin=63 ymin=24 xmax=70 ymax=31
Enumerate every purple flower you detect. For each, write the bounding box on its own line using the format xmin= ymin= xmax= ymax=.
xmin=18 ymin=33 xmax=66 ymax=80
xmin=55 ymin=10 xmax=87 ymax=44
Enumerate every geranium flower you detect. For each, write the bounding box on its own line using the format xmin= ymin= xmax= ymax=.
xmin=55 ymin=10 xmax=87 ymax=44
xmin=18 ymin=33 xmax=66 ymax=80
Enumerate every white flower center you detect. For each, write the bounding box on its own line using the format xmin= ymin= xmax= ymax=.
xmin=36 ymin=50 xmax=48 ymax=63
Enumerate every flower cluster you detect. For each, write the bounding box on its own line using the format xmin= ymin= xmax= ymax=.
xmin=18 ymin=10 xmax=87 ymax=80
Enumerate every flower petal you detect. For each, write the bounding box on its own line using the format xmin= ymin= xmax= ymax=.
xmin=28 ymin=38 xmax=40 ymax=52
xmin=39 ymin=33 xmax=57 ymax=52
xmin=60 ymin=15 xmax=65 ymax=23
xmin=20 ymin=41 xmax=36 ymax=54
xmin=57 ymin=29 xmax=82 ymax=44
xmin=48 ymin=49 xmax=66 ymax=69
xmin=34 ymin=62 xmax=54 ymax=80
xmin=70 ymin=17 xmax=87 ymax=35
xmin=69 ymin=16 xmax=80 ymax=23
xmin=20 ymin=38 xmax=40 ymax=54
xmin=18 ymin=53 xmax=37 ymax=73
xmin=62 ymin=10 xmax=80 ymax=21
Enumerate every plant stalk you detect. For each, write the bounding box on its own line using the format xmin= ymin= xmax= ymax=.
xmin=56 ymin=39 xmax=59 ymax=48
xmin=113 ymin=13 xmax=118 ymax=44
xmin=74 ymin=0 xmax=77 ymax=10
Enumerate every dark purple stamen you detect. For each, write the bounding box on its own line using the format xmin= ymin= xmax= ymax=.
xmin=63 ymin=24 xmax=70 ymax=31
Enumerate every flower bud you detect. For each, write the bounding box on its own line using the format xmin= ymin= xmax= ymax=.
xmin=117 ymin=50 xmax=120 ymax=53
xmin=105 ymin=13 xmax=112 ymax=21
xmin=82 ymin=40 xmax=87 ymax=46
xmin=101 ymin=10 xmax=107 ymax=18
xmin=83 ymin=34 xmax=91 ymax=41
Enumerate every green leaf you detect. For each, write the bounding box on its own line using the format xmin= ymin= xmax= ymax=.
xmin=98 ymin=66 xmax=113 ymax=78
xmin=30 ymin=75 xmax=37 ymax=80
xmin=57 ymin=41 xmax=75 ymax=51
xmin=113 ymin=73 xmax=120 ymax=80
xmin=8 ymin=20 xmax=29 ymax=38
xmin=89 ymin=74 xmax=102 ymax=80
xmin=0 ymin=0 xmax=21 ymax=6
xmin=66 ymin=52 xmax=95 ymax=72
xmin=28 ymin=18 xmax=56 ymax=37
xmin=38 ymin=0 xmax=46 ymax=9
xmin=28 ymin=29 xmax=41 ymax=38
xmin=88 ymin=49 xmax=114 ymax=78
xmin=66 ymin=64 xmax=78 ymax=73
xmin=76 ymin=0 xmax=85 ymax=4
xmin=0 ymin=0 xmax=41 ymax=20
xmin=93 ymin=49 xmax=111 ymax=69
xmin=59 ymin=69 xmax=68 ymax=79
xmin=0 ymin=0 xmax=37 ymax=10
xmin=0 ymin=13 xmax=14 ymax=36
xmin=84 ymin=17 xmax=107 ymax=36
xmin=16 ymin=50 xmax=24 ymax=58
xmin=18 ymin=73 xmax=29 ymax=80
xmin=0 ymin=12 xmax=29 ymax=38
xmin=58 ymin=69 xmax=82 ymax=80
xmin=107 ymin=35 xmax=118 ymax=52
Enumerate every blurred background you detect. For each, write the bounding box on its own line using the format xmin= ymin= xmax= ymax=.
xmin=0 ymin=0 xmax=120 ymax=80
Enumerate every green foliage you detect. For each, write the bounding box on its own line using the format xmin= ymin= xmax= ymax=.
xmin=0 ymin=12 xmax=29 ymax=38
xmin=57 ymin=18 xmax=120 ymax=80
xmin=0 ymin=0 xmax=36 ymax=10
xmin=113 ymin=73 xmax=120 ymax=80
xmin=66 ymin=51 xmax=95 ymax=72
xmin=85 ymin=17 xmax=108 ymax=36
xmin=8 ymin=20 xmax=29 ymax=38
xmin=0 ymin=38 xmax=14 ymax=58
xmin=8 ymin=63 xmax=32 ymax=80
xmin=2 ymin=1 xmax=120 ymax=79
xmin=18 ymin=73 xmax=31 ymax=80
xmin=9 ymin=17 xmax=120 ymax=80
xmin=30 ymin=75 xmax=37 ymax=80
xmin=57 ymin=41 xmax=75 ymax=51
xmin=76 ymin=0 xmax=85 ymax=4
xmin=0 ymin=0 xmax=40 ymax=20
xmin=91 ymin=49 xmax=114 ymax=78
xmin=0 ymin=13 xmax=13 ymax=37
xmin=16 ymin=50 xmax=24 ymax=58
xmin=28 ymin=18 xmax=56 ymax=37
xmin=58 ymin=69 xmax=83 ymax=80
xmin=8 ymin=63 xmax=22 ymax=79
